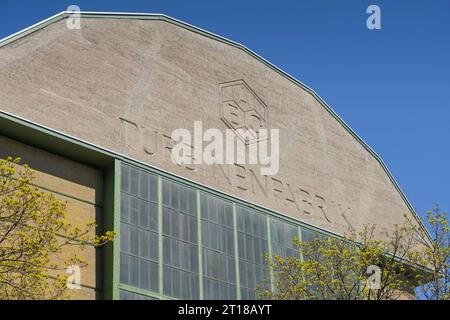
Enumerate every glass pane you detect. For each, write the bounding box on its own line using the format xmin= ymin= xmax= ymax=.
xmin=163 ymin=265 xmax=171 ymax=296
xmin=130 ymin=167 xmax=139 ymax=196
xmin=140 ymin=201 xmax=149 ymax=229
xmin=301 ymin=227 xmax=318 ymax=243
xmin=163 ymin=236 xmax=171 ymax=266
xmin=172 ymin=238 xmax=180 ymax=267
xmin=161 ymin=181 xmax=199 ymax=299
xmin=172 ymin=268 xmax=181 ymax=298
xmin=121 ymin=164 xmax=130 ymax=193
xmin=150 ymin=175 xmax=158 ymax=202
xmin=149 ymin=202 xmax=158 ymax=232
xmin=162 ymin=180 xmax=170 ymax=207
xmin=139 ymin=171 xmax=149 ymax=200
xmin=149 ymin=231 xmax=158 ymax=261
xmin=120 ymin=165 xmax=160 ymax=295
xmin=201 ymin=192 xmax=236 ymax=299
xmin=139 ymin=229 xmax=149 ymax=259
xmin=130 ymin=196 xmax=139 ymax=226
xmin=120 ymin=193 xmax=129 ymax=223
xmin=171 ymin=183 xmax=179 ymax=210
xmin=270 ymin=217 xmax=299 ymax=258
xmin=163 ymin=208 xmax=170 ymax=236
xmin=130 ymin=225 xmax=138 ymax=256
xmin=180 ymin=187 xmax=188 ymax=213
xmin=171 ymin=210 xmax=180 ymax=238
xmin=129 ymin=255 xmax=139 ymax=287
xmin=140 ymin=259 xmax=150 ymax=290
xmin=120 ymin=223 xmax=129 ymax=253
xmin=236 ymin=206 xmax=268 ymax=299
xmin=120 ymin=253 xmax=129 ymax=285
xmin=188 ymin=190 xmax=196 ymax=215
xmin=149 ymin=261 xmax=159 ymax=292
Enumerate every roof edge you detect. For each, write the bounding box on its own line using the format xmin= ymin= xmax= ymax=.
xmin=0 ymin=11 xmax=432 ymax=241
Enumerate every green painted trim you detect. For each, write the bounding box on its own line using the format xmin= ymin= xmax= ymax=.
xmin=0 ymin=12 xmax=69 ymax=48
xmin=158 ymin=176 xmax=164 ymax=296
xmin=266 ymin=215 xmax=275 ymax=292
xmin=119 ymin=284 xmax=176 ymax=300
xmin=196 ymin=190 xmax=204 ymax=300
xmin=118 ymin=285 xmax=158 ymax=299
xmin=232 ymin=203 xmax=241 ymax=299
xmin=0 ymin=111 xmax=114 ymax=169
xmin=112 ymin=159 xmax=121 ymax=300
xmin=297 ymin=226 xmax=304 ymax=264
xmin=101 ymin=161 xmax=116 ymax=300
xmin=0 ymin=11 xmax=429 ymax=241
xmin=157 ymin=176 xmax=163 ymax=296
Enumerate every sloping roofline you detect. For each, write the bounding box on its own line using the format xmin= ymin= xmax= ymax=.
xmin=0 ymin=11 xmax=431 ymax=240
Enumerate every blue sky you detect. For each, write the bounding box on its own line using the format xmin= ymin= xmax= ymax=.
xmin=1 ymin=0 xmax=449 ymax=227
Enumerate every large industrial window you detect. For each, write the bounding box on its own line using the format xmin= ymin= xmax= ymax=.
xmin=201 ymin=193 xmax=237 ymax=299
xmin=236 ymin=206 xmax=269 ymax=299
xmin=118 ymin=163 xmax=325 ymax=300
xmin=270 ymin=217 xmax=300 ymax=258
xmin=120 ymin=165 xmax=159 ymax=293
xmin=162 ymin=179 xmax=199 ymax=299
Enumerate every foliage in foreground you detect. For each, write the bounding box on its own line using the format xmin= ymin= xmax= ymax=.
xmin=0 ymin=157 xmax=114 ymax=299
xmin=258 ymin=209 xmax=449 ymax=300
xmin=414 ymin=208 xmax=450 ymax=300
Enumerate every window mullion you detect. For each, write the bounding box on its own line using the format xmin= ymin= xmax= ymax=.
xmin=158 ymin=176 xmax=163 ymax=296
xmin=232 ymin=202 xmax=241 ymax=299
xmin=196 ymin=190 xmax=204 ymax=299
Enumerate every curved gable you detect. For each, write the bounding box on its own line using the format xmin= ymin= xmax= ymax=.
xmin=0 ymin=11 xmax=429 ymax=240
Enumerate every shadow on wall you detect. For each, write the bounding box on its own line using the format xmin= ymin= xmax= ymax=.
xmin=0 ymin=135 xmax=103 ymax=205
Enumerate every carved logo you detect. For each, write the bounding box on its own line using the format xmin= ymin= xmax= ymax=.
xmin=219 ymin=80 xmax=268 ymax=144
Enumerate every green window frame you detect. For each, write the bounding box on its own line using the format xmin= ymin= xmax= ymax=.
xmin=113 ymin=160 xmax=335 ymax=300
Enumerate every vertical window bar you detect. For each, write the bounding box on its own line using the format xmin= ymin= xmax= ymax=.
xmin=266 ymin=214 xmax=274 ymax=293
xmin=297 ymin=226 xmax=304 ymax=263
xmin=158 ymin=176 xmax=163 ymax=296
xmin=196 ymin=190 xmax=204 ymax=299
xmin=232 ymin=202 xmax=241 ymax=299
xmin=112 ymin=159 xmax=122 ymax=300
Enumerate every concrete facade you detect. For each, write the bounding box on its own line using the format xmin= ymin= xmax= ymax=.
xmin=0 ymin=12 xmax=428 ymax=300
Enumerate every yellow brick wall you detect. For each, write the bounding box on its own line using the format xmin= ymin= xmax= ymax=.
xmin=0 ymin=135 xmax=103 ymax=299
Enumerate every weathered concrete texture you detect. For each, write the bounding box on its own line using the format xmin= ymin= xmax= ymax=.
xmin=0 ymin=136 xmax=102 ymax=299
xmin=0 ymin=17 xmax=419 ymax=239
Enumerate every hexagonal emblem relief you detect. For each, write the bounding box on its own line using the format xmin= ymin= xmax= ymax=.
xmin=219 ymin=80 xmax=269 ymax=144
